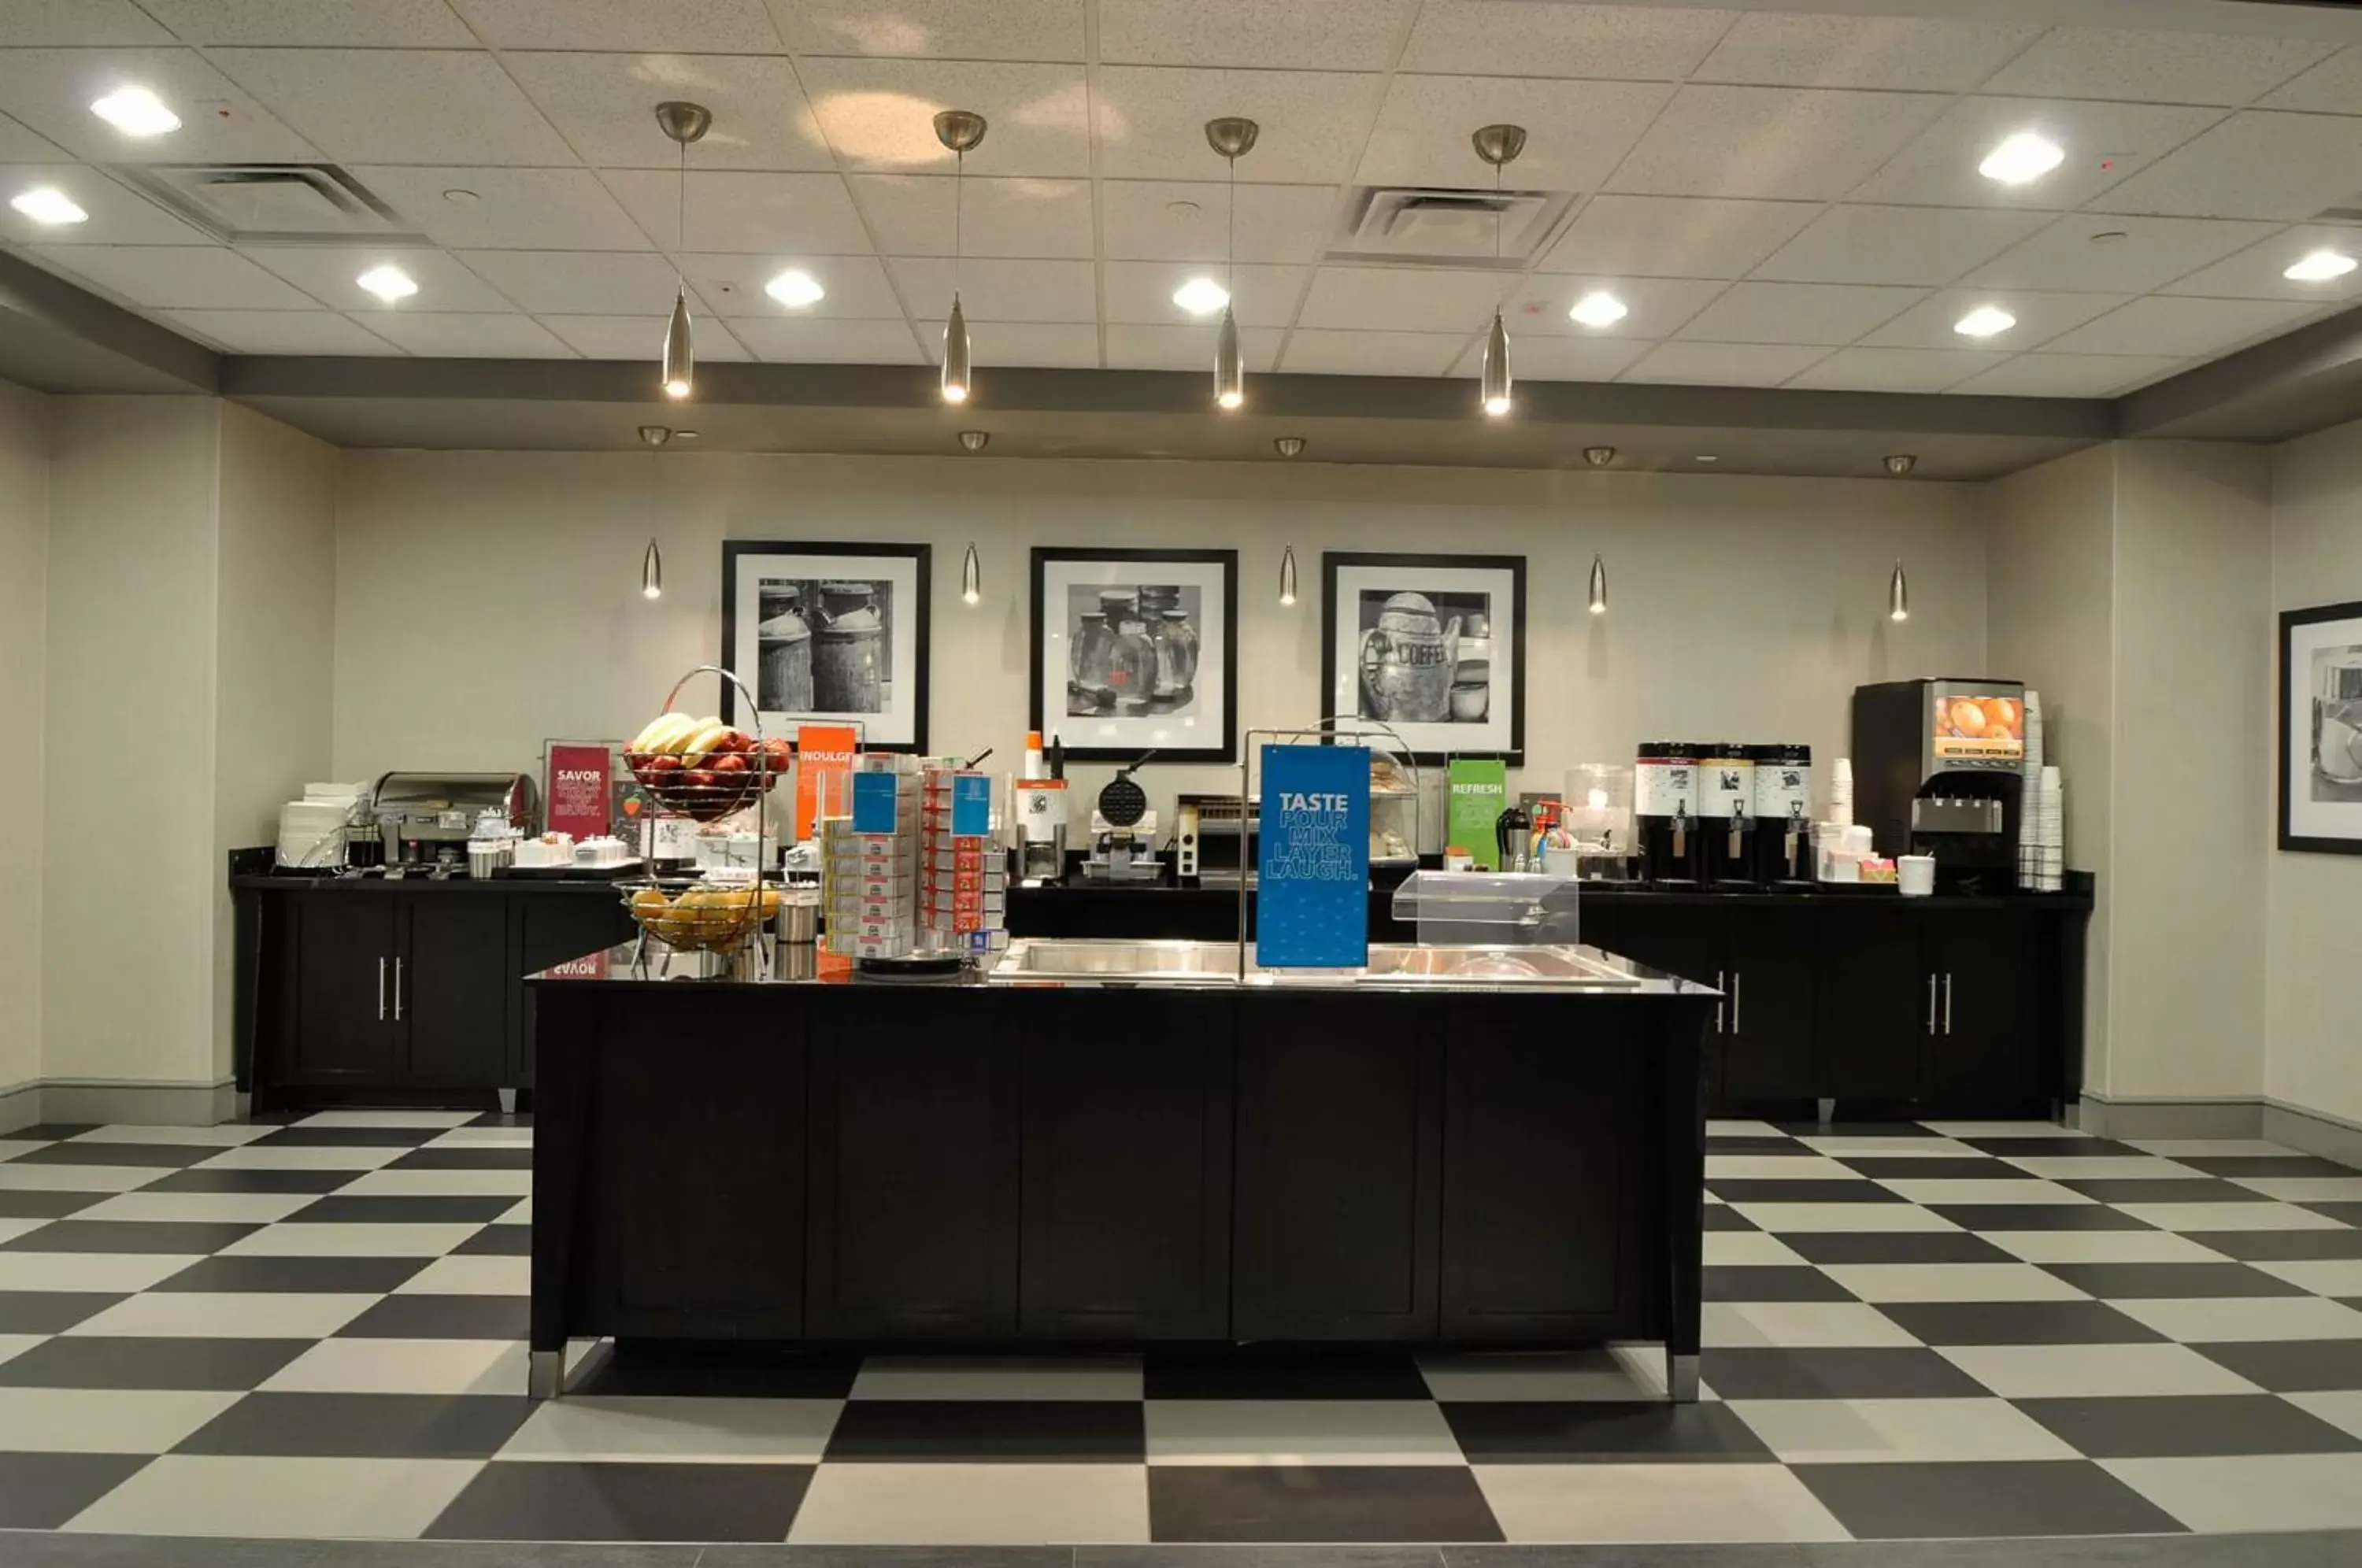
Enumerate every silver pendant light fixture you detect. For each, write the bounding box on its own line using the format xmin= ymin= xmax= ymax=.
xmin=935 ymin=109 xmax=987 ymax=405
xmin=1274 ymin=435 xmax=1302 ymax=604
xmin=1888 ymin=560 xmax=1910 ymax=623
xmin=957 ymin=431 xmax=988 ymax=603
xmin=637 ymin=423 xmax=672 ymax=598
xmin=1472 ymin=123 xmax=1526 ymax=418
xmin=1588 ymin=554 xmax=1608 ymax=616
xmin=654 ymin=102 xmax=710 ymax=401
xmin=1205 ymin=116 xmax=1258 ymax=411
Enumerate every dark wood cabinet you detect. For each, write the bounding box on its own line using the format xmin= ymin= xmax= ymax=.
xmin=289 ymin=897 xmax=400 ymax=1080
xmin=513 ymin=895 xmax=637 ymax=1085
xmin=1819 ymin=906 xmax=1928 ymax=1104
xmin=402 ymin=899 xmax=513 ymax=1088
xmin=1922 ymin=912 xmax=2036 ymax=1103
xmin=1719 ymin=908 xmax=1820 ymax=1103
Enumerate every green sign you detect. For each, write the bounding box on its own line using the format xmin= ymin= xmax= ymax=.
xmin=1447 ymin=758 xmax=1507 ymax=870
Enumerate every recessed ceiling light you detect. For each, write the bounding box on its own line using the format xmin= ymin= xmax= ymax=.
xmin=442 ymin=188 xmax=479 ymax=206
xmin=355 ymin=264 xmax=418 ymax=302
xmin=1979 ymin=131 xmax=2063 ymax=186
xmin=2088 ymin=230 xmax=2127 ymax=246
xmin=1568 ymin=290 xmax=1628 ymax=328
xmin=2284 ymin=249 xmax=2358 ymax=283
xmin=765 ymin=268 xmax=825 ymax=307
xmin=1172 ymin=276 xmax=1229 ymax=315
xmin=1694 ymin=454 xmax=1718 ymax=464
xmin=9 ymin=187 xmax=87 ymax=225
xmin=1953 ymin=305 xmax=2016 ymax=338
xmin=90 ymin=86 xmax=179 ymax=137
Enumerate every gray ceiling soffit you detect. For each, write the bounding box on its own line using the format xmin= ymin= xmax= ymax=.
xmin=2117 ymin=298 xmax=2362 ymax=443
xmin=0 ymin=251 xmax=219 ymax=395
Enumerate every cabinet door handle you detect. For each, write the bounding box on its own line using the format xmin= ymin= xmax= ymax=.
xmin=394 ymin=958 xmax=405 ymax=1023
xmin=1926 ymin=974 xmax=1938 ymax=1036
xmin=377 ymin=957 xmax=387 ymax=1022
xmin=1942 ymin=972 xmax=1953 ymax=1036
xmin=1731 ymin=971 xmax=1742 ymax=1036
xmin=1715 ymin=971 xmax=1726 ymax=1034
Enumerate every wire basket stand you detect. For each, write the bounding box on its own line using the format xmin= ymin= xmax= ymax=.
xmin=617 ymin=664 xmax=776 ymax=965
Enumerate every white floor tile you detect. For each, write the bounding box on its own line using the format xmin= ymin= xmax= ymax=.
xmin=1997 ymin=1156 xmax=2207 ymax=1181
xmin=1704 ymin=1301 xmax=1920 ymax=1349
xmin=849 ymin=1356 xmax=1141 ymax=1401
xmin=421 ymin=1126 xmax=533 ymax=1148
xmin=2105 ymin=1453 xmax=2362 ymax=1533
xmin=1793 ymin=1137 xmax=1977 ymax=1158
xmin=2125 ymin=1139 xmax=2306 ymax=1158
xmin=1919 ymin=1121 xmax=2083 ymax=1138
xmin=1475 ymin=1463 xmax=1849 ymax=1544
xmin=1817 ymin=1263 xmax=2090 ymax=1304
xmin=395 ymin=1256 xmax=528 ymax=1296
xmin=1146 ymin=1399 xmax=1464 ymax=1466
xmin=339 ymin=1168 xmax=532 ymax=1198
xmin=1940 ymin=1342 xmax=2263 ymax=1399
xmin=73 ymin=1192 xmax=318 ymax=1224
xmin=500 ymin=1396 xmax=840 ymax=1463
xmin=0 ymin=1141 xmax=47 ymax=1163
xmin=0 ymin=1253 xmax=203 ymax=1293
xmin=1418 ymin=1348 xmax=1668 ymax=1403
xmin=2118 ymin=1201 xmax=2345 ymax=1233
xmin=0 ymin=1388 xmax=240 ymax=1454
xmin=1708 ymin=1120 xmax=1783 ymax=1137
xmin=2109 ymin=1295 xmax=2362 ymax=1344
xmin=66 ymin=1291 xmax=376 ymax=1340
xmin=196 ymin=1145 xmax=403 ymax=1172
xmin=788 ymin=1462 xmax=1150 ymax=1544
xmin=64 ymin=1454 xmax=482 ymax=1537
xmin=0 ymin=1219 xmax=54 ymax=1245
xmin=1705 ymin=1232 xmax=1809 ymax=1267
xmin=1706 ymin=1155 xmax=1860 ymax=1181
xmin=260 ymin=1337 xmax=524 ymax=1396
xmin=1727 ymin=1397 xmax=2080 ymax=1464
xmin=294 ymin=1111 xmax=479 ymax=1130
xmin=2253 ymin=1258 xmax=2362 ymax=1296
xmin=1727 ymin=1203 xmax=1960 ymax=1233
xmin=2286 ymin=1391 xmax=2362 ymax=1441
xmin=69 ymin=1126 xmax=278 ymax=1148
xmin=2230 ymin=1177 xmax=2362 ymax=1204
xmin=1876 ymin=1179 xmax=2093 ymax=1207
xmin=222 ymin=1223 xmax=482 ymax=1259
xmin=498 ymin=1198 xmax=531 ymax=1224
xmin=1980 ymin=1230 xmax=2233 ymax=1265
xmin=0 ymin=1165 xmax=168 ymax=1193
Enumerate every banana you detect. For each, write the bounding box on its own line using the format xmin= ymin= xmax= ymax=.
xmin=681 ymin=721 xmax=736 ymax=762
xmin=632 ymin=712 xmax=700 ymax=756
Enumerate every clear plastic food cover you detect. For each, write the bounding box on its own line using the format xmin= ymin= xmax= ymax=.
xmin=1390 ymin=869 xmax=1579 ymax=946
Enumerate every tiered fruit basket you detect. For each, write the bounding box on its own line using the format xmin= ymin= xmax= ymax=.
xmin=616 ymin=665 xmax=784 ymax=955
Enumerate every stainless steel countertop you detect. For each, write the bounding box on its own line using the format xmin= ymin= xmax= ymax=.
xmin=987 ymin=939 xmax=1711 ymax=996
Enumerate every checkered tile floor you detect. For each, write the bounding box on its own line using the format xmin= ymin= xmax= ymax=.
xmin=2 ymin=1113 xmax=2361 ymax=1546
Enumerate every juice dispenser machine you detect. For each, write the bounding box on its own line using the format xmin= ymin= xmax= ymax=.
xmin=1852 ymin=678 xmax=2026 ymax=893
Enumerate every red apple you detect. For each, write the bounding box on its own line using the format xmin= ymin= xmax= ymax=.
xmin=711 ymin=753 xmax=748 ymax=774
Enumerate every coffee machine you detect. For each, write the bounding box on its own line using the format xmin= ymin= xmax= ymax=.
xmin=1851 ymin=679 xmax=2025 ymax=893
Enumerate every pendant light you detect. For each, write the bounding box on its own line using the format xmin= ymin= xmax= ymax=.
xmin=637 ymin=424 xmax=672 ymax=599
xmin=1205 ymin=116 xmax=1258 ymax=411
xmin=1274 ymin=436 xmax=1302 ymax=603
xmin=1472 ymin=123 xmax=1526 ymax=418
xmin=935 ymin=109 xmax=987 ymax=405
xmin=957 ymin=431 xmax=987 ymax=602
xmin=1588 ymin=554 xmax=1607 ymax=616
xmin=1889 ymin=560 xmax=1910 ymax=623
xmin=654 ymin=102 xmax=710 ymax=401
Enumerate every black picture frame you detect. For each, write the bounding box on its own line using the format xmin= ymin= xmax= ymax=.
xmin=1030 ymin=546 xmax=1239 ymax=764
xmin=2279 ymin=597 xmax=2362 ymax=855
xmin=1321 ymin=551 xmax=1527 ymax=766
xmin=720 ymin=540 xmax=931 ymax=753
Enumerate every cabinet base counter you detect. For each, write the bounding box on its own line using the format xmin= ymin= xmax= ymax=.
xmin=524 ymin=942 xmax=1718 ymax=1403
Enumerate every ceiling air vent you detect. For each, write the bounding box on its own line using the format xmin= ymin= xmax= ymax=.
xmin=1329 ymin=185 xmax=1571 ymax=268
xmin=114 ymin=164 xmax=419 ymax=245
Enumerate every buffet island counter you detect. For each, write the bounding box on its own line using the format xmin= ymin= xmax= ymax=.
xmin=524 ymin=938 xmax=1719 ymax=1401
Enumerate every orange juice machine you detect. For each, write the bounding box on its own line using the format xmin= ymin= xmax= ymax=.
xmin=1852 ymin=679 xmax=2026 ymax=894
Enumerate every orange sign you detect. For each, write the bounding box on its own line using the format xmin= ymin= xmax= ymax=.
xmin=795 ymin=723 xmax=858 ymax=841
xmin=1932 ymin=693 xmax=2025 ymax=761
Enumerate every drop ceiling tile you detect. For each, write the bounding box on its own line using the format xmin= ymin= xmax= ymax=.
xmin=208 ymin=49 xmax=573 ymax=166
xmin=538 ymin=314 xmax=753 ymax=362
xmin=1752 ymin=205 xmax=2051 ymax=287
xmin=1951 ymin=353 xmax=2188 ymax=398
xmin=1094 ymin=67 xmax=1384 ymax=184
xmin=1400 ymin=2 xmax=1735 ymax=81
xmin=601 ymin=170 xmax=872 ymax=255
xmin=1098 ymin=0 xmax=1410 ymax=70
xmin=354 ymin=168 xmax=651 ymax=252
xmin=1297 ymin=265 xmax=1507 ymax=335
xmin=1537 ymin=194 xmax=1817 ymax=279
xmin=732 ymin=315 xmax=922 ymax=363
xmin=768 ymin=0 xmax=1083 ymax=62
xmin=0 ymin=46 xmax=318 ymax=164
xmin=165 ymin=308 xmax=400 ymax=353
xmin=245 ymin=246 xmax=515 ymax=312
xmin=886 ymin=257 xmax=1097 ymax=322
xmin=1608 ymin=86 xmax=1947 ymax=202
xmin=916 ymin=319 xmax=1099 ymax=368
xmin=1674 ymin=281 xmax=1924 ymax=346
xmin=1783 ymin=346 xmax=2008 ymax=393
xmin=799 ymin=59 xmax=1089 ymax=176
xmin=28 ymin=243 xmax=318 ymax=309
xmin=1464 ymin=335 xmax=1648 ymax=383
xmin=1847 ymin=97 xmax=2228 ymax=212
xmin=680 ymin=252 xmax=905 ymax=319
xmin=1356 ymin=76 xmax=1672 ymax=193
xmin=2087 ymin=111 xmax=2362 ymax=222
xmin=2162 ymin=225 xmax=2362 ymax=302
xmin=1965 ymin=214 xmax=2282 ymax=294
xmin=358 ymin=311 xmax=576 ymax=357
xmin=1693 ymin=13 xmax=2037 ymax=92
xmin=0 ymin=168 xmax=212 ymax=246
xmin=135 ymin=0 xmax=476 ymax=46
xmin=503 ymin=53 xmax=832 ymax=172
xmin=1979 ymin=28 xmax=2332 ymax=106
xmin=1101 ymin=180 xmax=1336 ymax=264
xmin=1102 ymin=261 xmax=1305 ymax=327
xmin=851 ymin=174 xmax=1094 ymax=258
xmin=1501 ymin=274 xmax=1725 ymax=340
xmin=2262 ymin=45 xmax=2362 ymax=113
xmin=0 ymin=0 xmax=172 ymax=46
xmin=450 ymin=0 xmax=783 ymax=52
xmin=2042 ymin=294 xmax=2317 ymax=357
xmin=1280 ymin=329 xmax=1468 ymax=376
xmin=455 ymin=250 xmax=692 ymax=316
xmin=0 ymin=114 xmax=66 ymax=162
xmin=1619 ymin=341 xmax=1831 ymax=386
xmin=1103 ymin=321 xmax=1282 ymax=372
xmin=1862 ymin=290 xmax=2131 ymax=351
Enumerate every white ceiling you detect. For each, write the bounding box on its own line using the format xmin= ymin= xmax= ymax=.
xmin=6 ymin=0 xmax=2362 ymax=399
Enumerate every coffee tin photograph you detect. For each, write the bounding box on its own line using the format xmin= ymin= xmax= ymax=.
xmin=1323 ymin=552 xmax=1527 ymax=765
xmin=720 ymin=541 xmax=931 ymax=752
xmin=1031 ymin=546 xmax=1238 ymax=764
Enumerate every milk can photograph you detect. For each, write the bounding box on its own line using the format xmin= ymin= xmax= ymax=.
xmin=1324 ymin=552 xmax=1526 ymax=764
xmin=721 ymin=541 xmax=931 ymax=751
xmin=1031 ymin=547 xmax=1236 ymax=763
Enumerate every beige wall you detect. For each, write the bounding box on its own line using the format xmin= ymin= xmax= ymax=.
xmin=0 ymin=385 xmax=46 ymax=1096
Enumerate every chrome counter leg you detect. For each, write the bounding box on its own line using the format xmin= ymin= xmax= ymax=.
xmin=528 ymin=1348 xmax=565 ymax=1400
xmin=1668 ymin=1352 xmax=1701 ymax=1404
xmin=498 ymin=1088 xmax=518 ymax=1116
xmin=1816 ymin=1096 xmax=1835 ymax=1129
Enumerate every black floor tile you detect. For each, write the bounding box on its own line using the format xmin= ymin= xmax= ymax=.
xmin=289 ymin=1194 xmax=519 ymax=1224
xmin=568 ymin=1341 xmax=861 ymax=1399
xmin=1926 ymin=1204 xmax=2155 ymax=1232
xmin=2057 ymin=1178 xmax=2264 ymax=1204
xmin=1839 ymin=1157 xmax=2031 ymax=1182
xmin=2038 ymin=1262 xmax=2309 ymax=1299
xmin=1703 ymin=1267 xmax=1858 ymax=1303
xmin=335 ymin=1292 xmax=528 ymax=1341
xmin=5 ymin=1143 xmax=213 ymax=1169
xmin=1705 ymin=1180 xmax=1902 ymax=1205
xmin=2015 ymin=1394 xmax=2362 ymax=1458
xmin=176 ymin=1391 xmax=535 ymax=1459
xmin=143 ymin=1167 xmax=358 ymax=1195
xmin=1441 ymin=1401 xmax=1770 ymax=1463
xmin=465 ymin=1111 xmax=533 ymax=1129
xmin=2183 ymin=1228 xmax=2362 ymax=1261
xmin=2175 ymin=1156 xmax=2360 ymax=1178
xmin=250 ymin=1126 xmax=440 ymax=1148
xmin=1701 ymin=1207 xmax=1759 ymax=1233
xmin=455 ymin=1223 xmax=533 ymax=1256
xmin=824 ymin=1399 xmax=1142 ymax=1463
xmin=428 ymin=1459 xmax=812 ymax=1543
xmin=0 ymin=1291 xmax=123 ymax=1333
xmin=153 ymin=1254 xmax=431 ymax=1294
xmin=388 ymin=1147 xmax=535 ymax=1170
xmin=1708 ymin=1136 xmax=1808 ymax=1154
xmin=0 ymin=1335 xmax=306 ymax=1390
xmin=1875 ymin=1301 xmax=2165 ymax=1347
xmin=1150 ymin=1466 xmax=1503 ymax=1544
xmin=1146 ymin=1353 xmax=1431 ymax=1401
xmin=1775 ymin=1122 xmax=1944 ymax=1137
xmin=0 ymin=1452 xmax=150 ymax=1528
xmin=0 ymin=1220 xmax=260 ymax=1255
xmin=1780 ymin=1231 xmax=2015 ymax=1266
xmin=0 ymin=1190 xmax=109 ymax=1219
xmin=2194 ymin=1340 xmax=2362 ymax=1392
xmin=1794 ymin=1459 xmax=2182 ymax=1540
xmin=1957 ymin=1137 xmax=2138 ymax=1159
xmin=1696 ymin=1348 xmax=1988 ymax=1400
xmin=2305 ymin=1203 xmax=2362 ymax=1227
xmin=2 ymin=1125 xmax=97 ymax=1143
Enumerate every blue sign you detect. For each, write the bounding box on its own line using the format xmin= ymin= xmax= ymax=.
xmin=951 ymin=773 xmax=993 ymax=837
xmin=850 ymin=771 xmax=901 ymax=834
xmin=1256 ymin=743 xmax=1371 ymax=968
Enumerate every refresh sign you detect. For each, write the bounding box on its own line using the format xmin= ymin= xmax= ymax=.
xmin=1256 ymin=744 xmax=1371 ymax=969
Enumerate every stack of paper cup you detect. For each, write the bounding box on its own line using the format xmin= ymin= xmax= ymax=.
xmin=1828 ymin=756 xmax=1855 ymax=828
xmin=2020 ymin=764 xmax=2064 ymax=891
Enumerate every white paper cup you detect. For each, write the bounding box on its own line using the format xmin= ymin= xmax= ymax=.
xmin=1897 ymin=855 xmax=1936 ymax=897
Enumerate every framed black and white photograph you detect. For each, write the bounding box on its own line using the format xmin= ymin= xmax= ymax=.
xmin=2281 ymin=597 xmax=2362 ymax=854
xmin=1031 ymin=547 xmax=1237 ymax=764
xmin=721 ymin=541 xmax=930 ymax=752
xmin=1323 ymin=553 xmax=1526 ymax=765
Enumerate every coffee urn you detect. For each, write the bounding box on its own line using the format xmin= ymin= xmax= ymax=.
xmin=1700 ymin=742 xmax=1757 ymax=886
xmin=1751 ymin=743 xmax=1814 ymax=885
xmin=1635 ymin=741 xmax=1703 ymax=886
